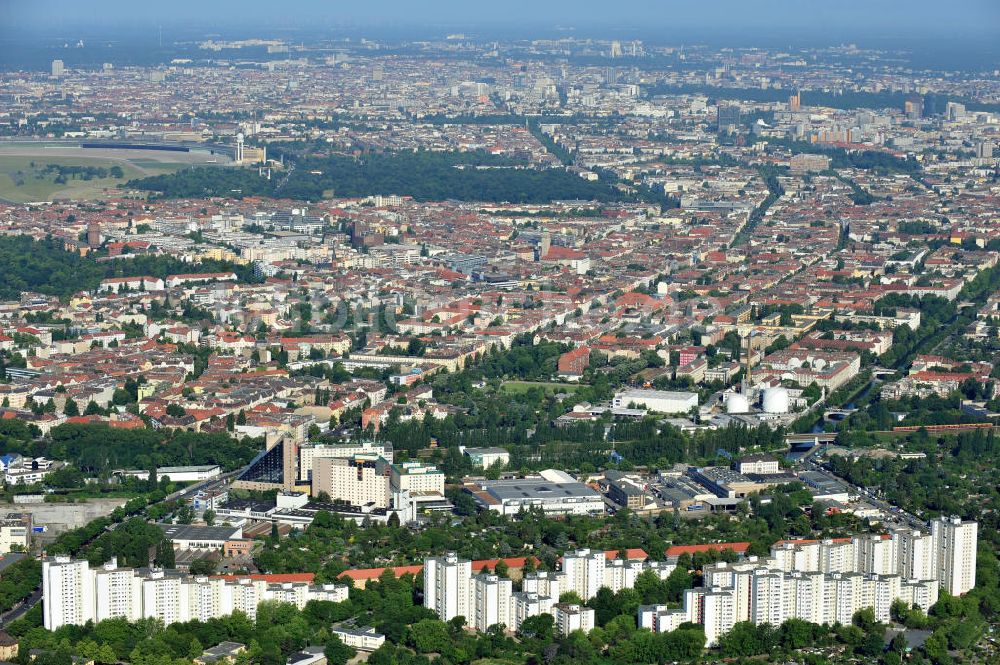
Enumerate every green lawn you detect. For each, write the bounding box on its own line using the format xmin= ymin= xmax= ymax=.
xmin=500 ymin=380 xmax=585 ymax=395
xmin=0 ymin=155 xmax=186 ymax=202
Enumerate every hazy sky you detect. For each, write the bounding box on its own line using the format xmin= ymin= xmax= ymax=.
xmin=4 ymin=0 xmax=1000 ymax=39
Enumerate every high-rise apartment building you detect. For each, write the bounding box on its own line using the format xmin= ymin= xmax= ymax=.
xmin=312 ymin=454 xmax=389 ymax=507
xmin=423 ymin=552 xmax=472 ymax=622
xmin=895 ymin=529 xmax=935 ymax=581
xmin=42 ymin=557 xmax=347 ymax=630
xmin=932 ymin=516 xmax=978 ymax=596
xmin=472 ymin=574 xmax=512 ymax=631
xmin=553 ymin=603 xmax=595 ymax=635
xmin=94 ymin=560 xmax=142 ymax=623
xmin=560 ymin=549 xmax=606 ymax=601
xmin=43 ymin=557 xmax=94 ymax=630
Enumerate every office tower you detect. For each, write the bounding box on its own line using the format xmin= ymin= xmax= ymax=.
xmin=904 ymin=96 xmax=923 ymax=120
xmin=282 ymin=436 xmax=299 ymax=491
xmin=51 ymin=59 xmax=65 ymax=77
xmin=788 ymin=91 xmax=801 ymax=112
xmin=932 ymin=516 xmax=978 ymax=596
xmin=43 ymin=556 xmax=95 ymax=630
xmin=385 ymin=459 xmax=445 ymax=504
xmin=472 ymin=574 xmax=512 ymax=631
xmin=976 ymin=140 xmax=994 ymax=159
xmin=424 ymin=552 xmax=472 ymax=622
xmin=609 ymin=41 xmax=622 ymax=58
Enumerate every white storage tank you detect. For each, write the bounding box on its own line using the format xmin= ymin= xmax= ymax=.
xmin=762 ymin=387 xmax=790 ymax=414
xmin=725 ymin=393 xmax=750 ymax=414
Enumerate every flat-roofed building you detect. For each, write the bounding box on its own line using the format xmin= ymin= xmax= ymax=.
xmin=466 ymin=476 xmax=605 ymax=516
xmin=311 ymin=454 xmax=389 ymax=508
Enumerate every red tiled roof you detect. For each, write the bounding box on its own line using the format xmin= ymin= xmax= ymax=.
xmin=665 ymin=542 xmax=750 ymax=557
xmin=212 ymin=573 xmax=315 ymax=583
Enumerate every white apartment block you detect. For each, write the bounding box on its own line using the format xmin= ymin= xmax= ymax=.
xmin=387 ymin=460 xmax=445 ymax=497
xmin=0 ymin=513 xmax=31 ymax=553
xmin=644 ymin=567 xmax=938 ymax=647
xmin=311 ymin=455 xmax=389 ymax=507
xmin=42 ymin=558 xmax=94 ymax=631
xmin=560 ymin=549 xmax=606 ymax=601
xmin=331 ymin=626 xmax=385 ymax=651
xmin=423 ymin=552 xmax=472 ymax=623
xmin=521 ymin=571 xmax=562 ymax=600
xmin=298 ymin=441 xmax=393 ymax=481
xmin=426 ymin=550 xmax=671 ymax=636
xmin=473 ymin=574 xmax=513 ymax=632
xmin=42 ymin=557 xmax=348 ymax=630
xmin=641 ymin=521 xmax=976 ymax=647
xmin=425 ymin=521 xmax=977 ymax=645
xmin=511 ymin=591 xmax=555 ymax=630
xmin=896 ymin=529 xmax=935 ymax=581
xmin=553 ymin=603 xmax=595 ymax=635
xmin=932 ymin=516 xmax=978 ymax=596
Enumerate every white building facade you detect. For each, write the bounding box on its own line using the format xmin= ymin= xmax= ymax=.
xmin=42 ymin=557 xmax=348 ymax=630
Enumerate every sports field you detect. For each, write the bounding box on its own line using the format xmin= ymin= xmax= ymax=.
xmin=0 ymin=144 xmax=228 ymax=203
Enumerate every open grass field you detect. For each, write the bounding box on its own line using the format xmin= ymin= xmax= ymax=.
xmin=500 ymin=380 xmax=585 ymax=395
xmin=0 ymin=145 xmax=228 ymax=203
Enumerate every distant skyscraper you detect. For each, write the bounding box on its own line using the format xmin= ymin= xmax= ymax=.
xmin=718 ymin=105 xmax=741 ymax=133
xmin=86 ymin=222 xmax=101 ymax=248
xmin=51 ymin=59 xmax=64 ymax=77
xmin=609 ymin=41 xmax=623 ymax=58
xmin=904 ymin=95 xmax=923 ymax=120
xmin=788 ymin=91 xmax=801 ymax=112
xmin=976 ymin=140 xmax=994 ymax=159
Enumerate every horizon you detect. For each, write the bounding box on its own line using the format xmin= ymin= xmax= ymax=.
xmin=4 ymin=0 xmax=1000 ymax=40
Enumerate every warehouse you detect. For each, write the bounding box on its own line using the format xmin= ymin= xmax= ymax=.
xmin=612 ymin=389 xmax=698 ymax=414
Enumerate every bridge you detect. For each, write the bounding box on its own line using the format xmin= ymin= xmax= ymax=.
xmin=786 ymin=432 xmax=838 ymax=448
xmin=823 ymin=408 xmax=858 ymax=421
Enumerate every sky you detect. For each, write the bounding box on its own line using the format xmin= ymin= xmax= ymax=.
xmin=3 ymin=0 xmax=1000 ymax=40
